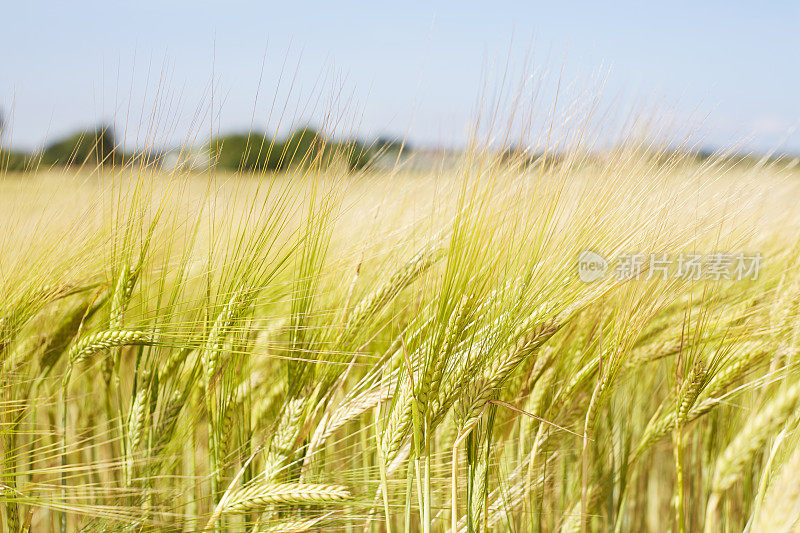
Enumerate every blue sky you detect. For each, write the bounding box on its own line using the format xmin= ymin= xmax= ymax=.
xmin=2 ymin=1 xmax=799 ymax=153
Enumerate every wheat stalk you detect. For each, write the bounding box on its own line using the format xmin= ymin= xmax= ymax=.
xmin=752 ymin=444 xmax=800 ymax=532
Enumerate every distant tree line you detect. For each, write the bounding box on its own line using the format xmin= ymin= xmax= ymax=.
xmin=0 ymin=126 xmax=124 ymax=172
xmin=0 ymin=119 xmax=795 ymax=175
xmin=0 ymin=124 xmax=391 ymax=173
xmin=209 ymin=127 xmax=375 ymax=172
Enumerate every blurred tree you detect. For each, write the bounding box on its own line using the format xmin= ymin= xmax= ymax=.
xmin=42 ymin=126 xmax=121 ymax=167
xmin=1 ymin=150 xmax=32 ymax=172
xmin=375 ymin=136 xmax=408 ymax=153
xmin=280 ymin=127 xmax=323 ymax=168
xmin=211 ymin=127 xmax=373 ymax=173
xmin=210 ymin=133 xmax=284 ymax=171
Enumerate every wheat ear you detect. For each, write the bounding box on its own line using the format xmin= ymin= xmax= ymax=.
xmin=219 ymin=482 xmax=351 ymax=514
xmin=711 ymin=381 xmax=800 ymax=494
xmin=342 ymin=245 xmax=441 ymax=338
xmin=263 ymin=515 xmax=332 ymax=532
xmin=68 ymin=330 xmax=156 ymax=366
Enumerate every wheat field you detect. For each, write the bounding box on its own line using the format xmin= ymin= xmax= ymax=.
xmin=2 ymin=126 xmax=800 ymax=533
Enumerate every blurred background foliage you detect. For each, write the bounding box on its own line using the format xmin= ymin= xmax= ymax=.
xmin=209 ymin=127 xmax=374 ymax=172
xmin=1 ymin=124 xmax=378 ymax=173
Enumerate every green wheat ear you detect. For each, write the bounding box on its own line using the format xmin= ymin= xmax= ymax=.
xmin=712 ymin=381 xmax=800 ymax=494
xmin=68 ymin=329 xmax=156 ymax=366
xmin=220 ymin=482 xmax=352 ymax=513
